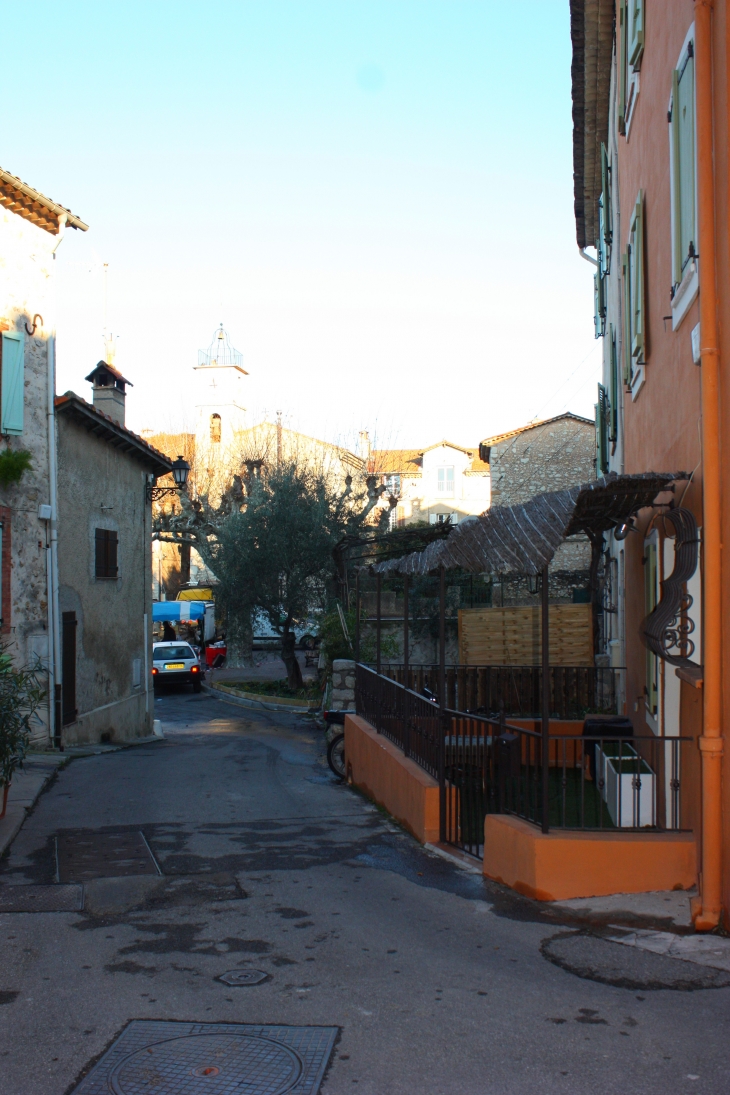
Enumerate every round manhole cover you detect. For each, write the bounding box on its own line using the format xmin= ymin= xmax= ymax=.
xmin=109 ymin=1033 xmax=303 ymax=1095
xmin=218 ymin=969 xmax=269 ymax=986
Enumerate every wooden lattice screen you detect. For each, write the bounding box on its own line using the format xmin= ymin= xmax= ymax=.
xmin=458 ymin=604 xmax=594 ymax=666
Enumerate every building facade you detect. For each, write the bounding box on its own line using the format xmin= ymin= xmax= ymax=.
xmin=571 ymin=0 xmax=730 ymax=928
xmin=0 ymin=167 xmax=87 ymax=745
xmin=370 ymin=441 xmax=490 ymax=527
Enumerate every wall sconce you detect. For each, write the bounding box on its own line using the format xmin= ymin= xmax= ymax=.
xmin=146 ymin=455 xmax=190 ymax=501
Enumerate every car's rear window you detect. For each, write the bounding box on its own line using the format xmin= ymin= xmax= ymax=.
xmin=154 ymin=645 xmax=194 ymax=660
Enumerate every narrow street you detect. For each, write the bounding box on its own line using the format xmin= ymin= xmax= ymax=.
xmin=0 ymin=690 xmax=728 ymax=1095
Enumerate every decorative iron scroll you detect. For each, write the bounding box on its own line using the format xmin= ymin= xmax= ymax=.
xmin=641 ymin=507 xmax=699 ymax=667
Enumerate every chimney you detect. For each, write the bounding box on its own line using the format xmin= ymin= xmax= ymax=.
xmin=357 ymin=430 xmax=371 ymax=461
xmin=84 ymin=361 xmax=132 ymax=426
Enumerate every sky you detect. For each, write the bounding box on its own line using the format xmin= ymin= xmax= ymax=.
xmin=3 ymin=1 xmax=600 ymax=451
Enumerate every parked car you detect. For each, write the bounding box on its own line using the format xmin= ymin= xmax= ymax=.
xmin=151 ymin=642 xmax=203 ymax=693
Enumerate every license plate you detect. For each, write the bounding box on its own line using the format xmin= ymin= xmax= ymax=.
xmin=164 ymin=663 xmax=185 ymax=670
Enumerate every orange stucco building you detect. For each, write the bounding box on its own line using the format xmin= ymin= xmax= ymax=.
xmin=572 ymin=0 xmax=730 ymax=927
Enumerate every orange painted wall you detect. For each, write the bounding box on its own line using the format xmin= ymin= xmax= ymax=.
xmin=344 ymin=714 xmax=441 ymax=844
xmin=483 ymin=814 xmax=697 ymax=902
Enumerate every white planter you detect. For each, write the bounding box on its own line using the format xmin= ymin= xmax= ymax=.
xmin=597 ymin=743 xmax=656 ymax=827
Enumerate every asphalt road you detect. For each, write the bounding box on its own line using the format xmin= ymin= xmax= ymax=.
xmin=0 ymin=689 xmax=728 ymax=1094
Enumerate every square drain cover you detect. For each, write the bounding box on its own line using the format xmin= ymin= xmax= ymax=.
xmin=0 ymin=884 xmax=83 ymax=913
xmin=70 ymin=1020 xmax=338 ymax=1094
xmin=57 ymin=830 xmax=160 ymax=882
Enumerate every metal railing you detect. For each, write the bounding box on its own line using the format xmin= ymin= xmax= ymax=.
xmin=355 ymin=664 xmax=690 ymax=859
xmin=381 ymin=663 xmax=622 ymax=719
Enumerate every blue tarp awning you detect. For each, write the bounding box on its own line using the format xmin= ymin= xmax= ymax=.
xmin=153 ymin=601 xmax=207 ymax=622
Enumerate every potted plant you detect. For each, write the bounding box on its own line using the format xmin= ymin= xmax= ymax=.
xmin=596 ymin=740 xmax=656 ymax=828
xmin=0 ymin=645 xmax=45 ymax=819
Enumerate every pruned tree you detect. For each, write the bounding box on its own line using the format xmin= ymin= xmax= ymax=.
xmin=153 ymin=446 xmax=394 ymax=676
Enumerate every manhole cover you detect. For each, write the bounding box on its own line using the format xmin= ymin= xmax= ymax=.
xmin=110 ymin=1034 xmax=301 ymax=1095
xmin=0 ymin=884 xmax=83 ymax=913
xmin=71 ymin=1022 xmax=338 ymax=1095
xmin=218 ymin=969 xmax=268 ymax=986
xmin=57 ymin=830 xmax=160 ymax=882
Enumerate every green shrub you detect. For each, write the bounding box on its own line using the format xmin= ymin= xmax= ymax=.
xmin=0 ymin=449 xmax=32 ymax=489
xmin=0 ymin=645 xmax=46 ymax=786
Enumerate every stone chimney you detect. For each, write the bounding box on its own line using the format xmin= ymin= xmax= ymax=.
xmin=357 ymin=430 xmax=371 ymax=461
xmin=84 ymin=361 xmax=132 ymax=426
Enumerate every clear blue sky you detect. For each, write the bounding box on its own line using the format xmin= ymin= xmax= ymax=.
xmin=3 ymin=1 xmax=599 ymax=448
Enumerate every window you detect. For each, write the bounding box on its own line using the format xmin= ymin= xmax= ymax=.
xmin=619 ymin=0 xmax=643 ymax=134
xmin=644 ymin=538 xmax=659 ymax=717
xmin=609 ymin=325 xmax=619 ymax=446
xmin=210 ymin=413 xmax=221 ymax=443
xmin=429 ymin=513 xmax=458 ymax=526
xmin=437 ymin=467 xmax=454 ymax=495
xmin=598 ymin=144 xmax=612 ymax=278
xmin=383 ymin=473 xmax=401 ymax=497
xmin=628 ymin=0 xmax=644 ymax=68
xmin=623 ymin=191 xmax=646 ymax=389
xmin=95 ymin=528 xmax=118 ymax=578
xmin=670 ymin=39 xmax=696 ymax=297
xmin=0 ymin=330 xmax=25 ymax=435
xmin=594 ymin=268 xmax=606 ymax=339
xmin=595 ymin=385 xmax=609 ymax=475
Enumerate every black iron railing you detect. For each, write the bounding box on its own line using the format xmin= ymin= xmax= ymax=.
xmin=355 ymin=663 xmax=690 ymax=858
xmin=381 ymin=664 xmax=622 ymax=720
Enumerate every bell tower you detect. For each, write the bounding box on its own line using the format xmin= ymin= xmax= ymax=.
xmin=194 ymin=324 xmax=248 ymax=461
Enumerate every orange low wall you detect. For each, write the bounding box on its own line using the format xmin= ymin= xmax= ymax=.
xmin=344 ymin=715 xmax=440 ymax=844
xmin=483 ymin=814 xmax=697 ymax=901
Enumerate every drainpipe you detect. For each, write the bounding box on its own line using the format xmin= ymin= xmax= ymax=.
xmin=693 ymin=0 xmax=722 ymax=931
xmin=48 ymin=214 xmax=67 ymax=749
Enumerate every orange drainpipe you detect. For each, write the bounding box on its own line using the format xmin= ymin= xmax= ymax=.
xmin=693 ymin=0 xmax=724 ymax=932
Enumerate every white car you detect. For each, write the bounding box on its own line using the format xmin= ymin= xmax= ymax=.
xmin=152 ymin=642 xmax=203 ymax=693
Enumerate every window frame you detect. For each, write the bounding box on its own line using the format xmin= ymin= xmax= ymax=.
xmin=436 ymin=466 xmax=455 ymax=495
xmin=619 ymin=0 xmax=642 ymax=136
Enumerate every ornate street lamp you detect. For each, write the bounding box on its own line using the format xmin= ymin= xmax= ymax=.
xmin=146 ymin=455 xmax=190 ymax=501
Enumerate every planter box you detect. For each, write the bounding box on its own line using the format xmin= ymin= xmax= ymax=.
xmin=597 ymin=742 xmax=656 ymax=828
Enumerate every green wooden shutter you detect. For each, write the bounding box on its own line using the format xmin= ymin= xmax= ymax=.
xmin=622 ymin=253 xmax=632 ymax=384
xmin=594 ymin=268 xmax=606 ymax=339
xmin=677 ymin=48 xmax=696 ymax=279
xmin=618 ymin=0 xmax=628 ymax=134
xmin=644 ymin=540 xmax=658 ymax=715
xmin=1 ymin=330 xmax=25 ymax=435
xmin=599 ymin=144 xmax=612 ymax=277
xmin=629 ymin=0 xmax=644 ymax=68
xmin=595 ymin=387 xmax=608 ymax=473
xmin=609 ymin=326 xmax=619 ymax=444
xmin=630 ymin=192 xmax=645 ymax=362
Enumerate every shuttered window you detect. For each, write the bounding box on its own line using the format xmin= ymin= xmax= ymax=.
xmin=644 ymin=539 xmax=659 ymax=715
xmin=670 ymin=44 xmax=696 ymax=288
xmin=594 ymin=269 xmax=606 ymax=339
xmin=437 ymin=467 xmax=454 ymax=494
xmin=598 ymin=144 xmax=612 ymax=277
xmin=609 ymin=326 xmax=619 ymax=445
xmin=1 ymin=330 xmax=25 ymax=435
xmin=627 ymin=191 xmax=646 ymax=365
xmin=628 ymin=0 xmax=644 ymax=68
xmin=595 ymin=385 xmax=609 ymax=475
xmin=95 ymin=528 xmax=119 ymax=578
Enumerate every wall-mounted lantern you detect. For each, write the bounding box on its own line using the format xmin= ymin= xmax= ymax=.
xmin=146 ymin=455 xmax=190 ymax=502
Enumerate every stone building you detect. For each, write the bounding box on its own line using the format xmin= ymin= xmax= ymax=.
xmin=481 ymin=413 xmax=596 ymax=606
xmin=0 ymin=166 xmax=87 ymax=745
xmin=54 ymin=365 xmax=172 ymax=743
xmin=368 ymin=439 xmax=490 ymax=528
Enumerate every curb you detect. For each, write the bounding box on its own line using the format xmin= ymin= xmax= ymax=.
xmin=0 ymin=756 xmax=66 ymax=858
xmin=203 ymin=682 xmax=319 ymax=715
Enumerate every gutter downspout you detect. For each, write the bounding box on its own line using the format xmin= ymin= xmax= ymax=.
xmin=579 ymin=247 xmax=599 ymax=267
xmin=693 ymin=0 xmax=723 ymax=931
xmin=48 ymin=214 xmax=67 ymax=749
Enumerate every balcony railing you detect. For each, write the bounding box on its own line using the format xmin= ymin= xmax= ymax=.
xmin=381 ymin=663 xmax=622 ymax=720
xmin=355 ymin=663 xmax=690 ymax=858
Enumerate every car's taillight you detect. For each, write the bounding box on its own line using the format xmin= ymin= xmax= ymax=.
xmin=191 ymin=665 xmax=200 ymax=673
xmin=152 ymin=667 xmax=158 ymax=675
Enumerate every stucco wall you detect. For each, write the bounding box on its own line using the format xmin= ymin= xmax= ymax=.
xmin=57 ymin=412 xmax=153 ymax=744
xmin=0 ymin=210 xmax=56 ymax=744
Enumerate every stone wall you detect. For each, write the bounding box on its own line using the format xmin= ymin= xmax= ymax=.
xmin=0 ymin=210 xmax=56 ymax=744
xmin=329 ymin=658 xmax=356 ymax=711
xmin=489 ymin=415 xmax=595 ymax=507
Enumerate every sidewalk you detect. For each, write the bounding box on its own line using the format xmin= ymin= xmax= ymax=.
xmin=0 ymin=754 xmax=67 ymax=858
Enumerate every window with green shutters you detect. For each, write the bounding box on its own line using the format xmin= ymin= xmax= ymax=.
xmin=628 ymin=0 xmax=645 ymax=68
xmin=609 ymin=325 xmax=619 ymax=446
xmin=619 ymin=0 xmax=628 ymax=133
xmin=594 ymin=268 xmax=606 ymax=339
xmin=644 ymin=538 xmax=659 ymax=716
xmin=598 ymin=144 xmax=612 ymax=277
xmin=627 ymin=191 xmax=646 ymax=365
xmin=670 ymin=42 xmax=696 ymax=289
xmin=595 ymin=385 xmax=609 ymax=475
xmin=0 ymin=330 xmax=25 ymax=436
